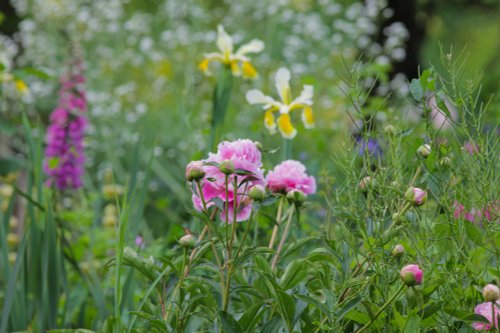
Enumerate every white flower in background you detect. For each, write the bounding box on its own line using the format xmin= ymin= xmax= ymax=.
xmin=198 ymin=25 xmax=264 ymax=79
xmin=246 ymin=67 xmax=314 ymax=139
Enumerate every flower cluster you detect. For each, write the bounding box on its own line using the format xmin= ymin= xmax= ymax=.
xmin=43 ymin=60 xmax=87 ymax=190
xmin=189 ymin=139 xmax=265 ymax=222
xmin=187 ymin=140 xmax=317 ymax=222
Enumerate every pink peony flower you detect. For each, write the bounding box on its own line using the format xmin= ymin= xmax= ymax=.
xmin=266 ymin=160 xmax=316 ymax=195
xmin=190 ymin=139 xmax=265 ymax=223
xmin=472 ymin=301 xmax=500 ymax=331
xmin=400 ymin=264 xmax=423 ymax=286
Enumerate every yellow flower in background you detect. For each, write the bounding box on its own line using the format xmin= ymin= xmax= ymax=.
xmin=246 ymin=67 xmax=314 ymax=139
xmin=199 ymin=25 xmax=264 ymax=79
xmin=15 ymin=79 xmax=29 ymax=94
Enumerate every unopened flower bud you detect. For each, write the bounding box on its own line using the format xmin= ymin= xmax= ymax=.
xmin=249 ymin=185 xmax=266 ymax=201
xmin=417 ymin=144 xmax=431 ymax=158
xmin=179 ymin=234 xmax=196 ymax=249
xmin=254 ymin=141 xmax=263 ymax=152
xmin=482 ymin=284 xmax=500 ymax=302
xmin=405 ymin=187 xmax=427 ymax=206
xmin=0 ymin=184 xmax=14 ymax=198
xmin=219 ymin=160 xmax=235 ymax=175
xmin=400 ymin=264 xmax=423 ymax=286
xmin=358 ymin=176 xmax=374 ymax=192
xmin=7 ymin=233 xmax=20 ymax=247
xmin=392 ymin=244 xmax=405 ymax=257
xmin=185 ymin=161 xmax=205 ymax=181
xmin=135 ymin=235 xmax=144 ymax=249
xmin=440 ymin=157 xmax=451 ymax=168
xmin=384 ymin=125 xmax=395 ymax=135
xmin=287 ymin=189 xmax=306 ymax=206
xmin=102 ymin=184 xmax=124 ymax=200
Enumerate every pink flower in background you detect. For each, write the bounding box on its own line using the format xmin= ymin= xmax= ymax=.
xmin=427 ymin=95 xmax=457 ymax=130
xmin=190 ymin=139 xmax=265 ymax=222
xmin=400 ymin=264 xmax=423 ymax=286
xmin=266 ymin=160 xmax=316 ymax=195
xmin=472 ymin=301 xmax=500 ymax=331
xmin=453 ymin=201 xmax=494 ymax=223
xmin=44 ymin=57 xmax=87 ymax=190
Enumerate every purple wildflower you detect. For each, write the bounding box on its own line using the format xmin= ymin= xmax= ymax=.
xmin=357 ymin=138 xmax=383 ymax=158
xmin=44 ymin=59 xmax=87 ymax=190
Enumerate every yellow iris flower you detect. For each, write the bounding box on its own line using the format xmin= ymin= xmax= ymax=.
xmin=246 ymin=67 xmax=314 ymax=139
xmin=199 ymin=25 xmax=264 ymax=79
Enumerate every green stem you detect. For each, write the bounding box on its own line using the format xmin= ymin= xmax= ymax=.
xmin=271 ymin=205 xmax=295 ymax=271
xmin=165 ymin=248 xmax=188 ymax=328
xmin=268 ymin=197 xmax=285 ymax=249
xmin=282 ymin=137 xmax=292 ymax=160
xmin=235 ymin=210 xmax=254 ymax=262
xmin=355 ymin=284 xmax=406 ymax=333
xmin=209 ymin=66 xmax=233 ymax=152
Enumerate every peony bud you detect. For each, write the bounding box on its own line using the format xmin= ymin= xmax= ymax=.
xmin=254 ymin=141 xmax=264 ymax=152
xmin=185 ymin=161 xmax=205 ymax=181
xmin=249 ymin=185 xmax=266 ymax=202
xmin=7 ymin=233 xmax=20 ymax=247
xmin=287 ymin=189 xmax=306 ymax=207
xmin=405 ymin=187 xmax=427 ymax=206
xmin=482 ymin=284 xmax=500 ymax=302
xmin=358 ymin=176 xmax=375 ymax=192
xmin=392 ymin=244 xmax=405 ymax=257
xmin=179 ymin=234 xmax=196 ymax=249
xmin=384 ymin=125 xmax=396 ymax=135
xmin=219 ymin=160 xmax=235 ymax=175
xmin=417 ymin=144 xmax=431 ymax=158
xmin=400 ymin=264 xmax=423 ymax=286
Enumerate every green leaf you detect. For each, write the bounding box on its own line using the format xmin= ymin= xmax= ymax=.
xmin=464 ymin=222 xmax=484 ymax=246
xmin=279 ymin=259 xmax=308 ymax=290
xmin=404 ymin=313 xmax=421 ymax=333
xmin=337 ymin=295 xmax=363 ymax=320
xmin=460 ymin=313 xmax=490 ymax=323
xmin=48 ymin=330 xmax=95 ymax=333
xmin=261 ymin=316 xmax=282 ymax=333
xmin=238 ymin=302 xmax=265 ymax=332
xmin=410 ymin=79 xmax=423 ymax=101
xmin=219 ymin=311 xmax=243 ymax=333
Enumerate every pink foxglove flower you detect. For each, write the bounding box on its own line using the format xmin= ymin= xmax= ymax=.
xmin=472 ymin=301 xmax=500 ymax=331
xmin=400 ymin=264 xmax=423 ymax=286
xmin=44 ymin=58 xmax=87 ymax=190
xmin=190 ymin=139 xmax=265 ymax=223
xmin=266 ymin=160 xmax=316 ymax=195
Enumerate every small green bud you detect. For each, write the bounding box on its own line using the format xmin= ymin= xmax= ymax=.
xmin=384 ymin=125 xmax=395 ymax=135
xmin=482 ymin=284 xmax=500 ymax=302
xmin=440 ymin=157 xmax=451 ymax=168
xmin=179 ymin=234 xmax=196 ymax=249
xmin=254 ymin=141 xmax=263 ymax=152
xmin=287 ymin=189 xmax=306 ymax=206
xmin=249 ymin=185 xmax=266 ymax=201
xmin=392 ymin=244 xmax=405 ymax=257
xmin=185 ymin=161 xmax=205 ymax=181
xmin=219 ymin=160 xmax=235 ymax=175
xmin=417 ymin=144 xmax=431 ymax=158
xmin=358 ymin=176 xmax=374 ymax=192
